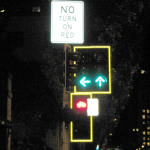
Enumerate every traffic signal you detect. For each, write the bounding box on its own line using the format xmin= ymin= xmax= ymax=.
xmin=73 ymin=46 xmax=111 ymax=94
xmin=72 ymin=95 xmax=88 ymax=116
xmin=74 ymin=99 xmax=87 ymax=111
xmin=65 ymin=44 xmax=80 ymax=92
xmin=70 ymin=93 xmax=93 ymax=142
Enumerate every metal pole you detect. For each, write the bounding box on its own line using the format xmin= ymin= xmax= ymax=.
xmin=62 ymin=88 xmax=70 ymax=150
xmin=7 ymin=74 xmax=12 ymax=150
xmin=62 ymin=44 xmax=71 ymax=150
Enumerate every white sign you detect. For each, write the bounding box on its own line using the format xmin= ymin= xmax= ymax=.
xmin=87 ymin=98 xmax=99 ymax=116
xmin=51 ymin=1 xmax=84 ymax=44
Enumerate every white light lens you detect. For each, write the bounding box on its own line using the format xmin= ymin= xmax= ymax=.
xmin=87 ymin=99 xmax=99 ymax=116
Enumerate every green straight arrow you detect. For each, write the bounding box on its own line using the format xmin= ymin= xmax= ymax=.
xmin=95 ymin=76 xmax=107 ymax=87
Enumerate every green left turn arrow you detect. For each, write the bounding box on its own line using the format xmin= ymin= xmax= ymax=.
xmin=80 ymin=77 xmax=91 ymax=87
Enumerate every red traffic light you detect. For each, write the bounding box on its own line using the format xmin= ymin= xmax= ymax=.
xmin=75 ymin=100 xmax=87 ymax=111
xmin=77 ymin=101 xmax=87 ymax=108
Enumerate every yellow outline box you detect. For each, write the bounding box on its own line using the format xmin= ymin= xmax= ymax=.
xmin=70 ymin=93 xmax=93 ymax=142
xmin=73 ymin=46 xmax=111 ymax=94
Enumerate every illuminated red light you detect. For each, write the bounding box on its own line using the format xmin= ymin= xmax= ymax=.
xmin=77 ymin=101 xmax=87 ymax=108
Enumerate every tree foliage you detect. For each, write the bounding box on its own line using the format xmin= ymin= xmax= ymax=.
xmin=83 ymin=0 xmax=145 ymax=146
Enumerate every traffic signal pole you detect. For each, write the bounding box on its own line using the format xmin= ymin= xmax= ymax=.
xmin=62 ymin=89 xmax=70 ymax=150
xmin=62 ymin=44 xmax=71 ymax=150
xmin=7 ymin=74 xmax=12 ymax=150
